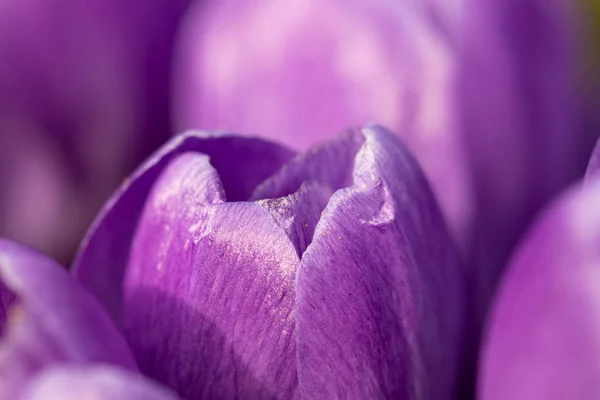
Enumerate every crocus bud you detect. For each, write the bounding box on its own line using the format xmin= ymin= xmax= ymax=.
xmin=73 ymin=126 xmax=466 ymax=399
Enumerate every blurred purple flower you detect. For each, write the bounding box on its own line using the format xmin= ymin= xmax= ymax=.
xmin=172 ymin=0 xmax=596 ymax=323
xmin=458 ymin=0 xmax=596 ymax=322
xmin=478 ymin=162 xmax=600 ymax=399
xmin=585 ymin=137 xmax=600 ymax=179
xmin=0 ymin=0 xmax=190 ymax=264
xmin=67 ymin=126 xmax=467 ymax=399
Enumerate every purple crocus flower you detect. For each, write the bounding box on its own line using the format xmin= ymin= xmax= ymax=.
xmin=0 ymin=0 xmax=189 ymax=264
xmin=61 ymin=125 xmax=467 ymax=399
xmin=172 ymin=0 xmax=595 ymax=326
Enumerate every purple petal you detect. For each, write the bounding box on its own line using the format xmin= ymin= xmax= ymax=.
xmin=0 ymin=239 xmax=136 ymax=400
xmin=24 ymin=366 xmax=179 ymax=400
xmin=258 ymin=125 xmax=465 ymax=398
xmin=256 ymin=181 xmax=332 ymax=257
xmin=585 ymin=137 xmax=600 ymax=180
xmin=72 ymin=132 xmax=294 ymax=323
xmin=123 ymin=153 xmax=300 ymax=398
xmin=479 ymin=180 xmax=600 ymax=399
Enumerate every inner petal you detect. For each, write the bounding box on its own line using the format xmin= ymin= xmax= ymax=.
xmin=250 ymin=129 xmax=365 ymax=201
xmin=256 ymin=181 xmax=332 ymax=258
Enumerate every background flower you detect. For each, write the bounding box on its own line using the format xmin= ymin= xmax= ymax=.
xmin=478 ymin=176 xmax=600 ymax=400
xmin=0 ymin=0 xmax=190 ymax=264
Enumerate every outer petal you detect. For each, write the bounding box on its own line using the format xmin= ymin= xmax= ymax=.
xmin=479 ymin=180 xmax=600 ymax=400
xmin=0 ymin=239 xmax=136 ymax=400
xmin=458 ymin=0 xmax=594 ymax=320
xmin=123 ymin=153 xmax=300 ymax=399
xmin=72 ymin=132 xmax=294 ymax=323
xmin=258 ymin=125 xmax=466 ymax=398
xmin=24 ymin=366 xmax=180 ymax=400
xmin=173 ymin=0 xmax=474 ymax=252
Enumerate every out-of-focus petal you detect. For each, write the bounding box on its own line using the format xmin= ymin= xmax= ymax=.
xmin=257 ymin=125 xmax=466 ymax=398
xmin=0 ymin=239 xmax=136 ymax=400
xmin=0 ymin=0 xmax=190 ymax=264
xmin=585 ymin=137 xmax=600 ymax=179
xmin=72 ymin=132 xmax=295 ymax=323
xmin=24 ymin=366 xmax=179 ymax=400
xmin=0 ymin=0 xmax=139 ymax=262
xmin=458 ymin=0 xmax=594 ymax=319
xmin=479 ymin=179 xmax=600 ymax=400
xmin=123 ymin=153 xmax=300 ymax=398
xmin=173 ymin=0 xmax=474 ymax=252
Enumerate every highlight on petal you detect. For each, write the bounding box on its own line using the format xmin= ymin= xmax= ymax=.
xmin=479 ymin=179 xmax=600 ymax=400
xmin=123 ymin=153 xmax=300 ymax=398
xmin=23 ymin=366 xmax=179 ymax=400
xmin=71 ymin=131 xmax=295 ymax=322
xmin=0 ymin=239 xmax=136 ymax=400
xmin=585 ymin=137 xmax=600 ymax=180
xmin=256 ymin=124 xmax=466 ymax=398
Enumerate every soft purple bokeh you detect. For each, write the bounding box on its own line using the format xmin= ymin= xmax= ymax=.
xmin=0 ymin=0 xmax=190 ymax=264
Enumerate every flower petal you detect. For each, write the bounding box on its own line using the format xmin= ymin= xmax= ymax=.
xmin=256 ymin=181 xmax=331 ymax=257
xmin=0 ymin=239 xmax=136 ymax=400
xmin=24 ymin=366 xmax=179 ymax=400
xmin=586 ymin=137 xmax=600 ymax=180
xmin=123 ymin=153 xmax=300 ymax=399
xmin=479 ymin=180 xmax=600 ymax=400
xmin=72 ymin=132 xmax=295 ymax=323
xmin=256 ymin=125 xmax=466 ymax=398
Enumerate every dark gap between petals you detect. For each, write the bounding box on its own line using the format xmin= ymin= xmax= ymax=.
xmin=0 ymin=278 xmax=18 ymax=337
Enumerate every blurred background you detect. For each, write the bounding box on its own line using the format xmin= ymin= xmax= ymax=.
xmin=0 ymin=0 xmax=598 ymax=293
